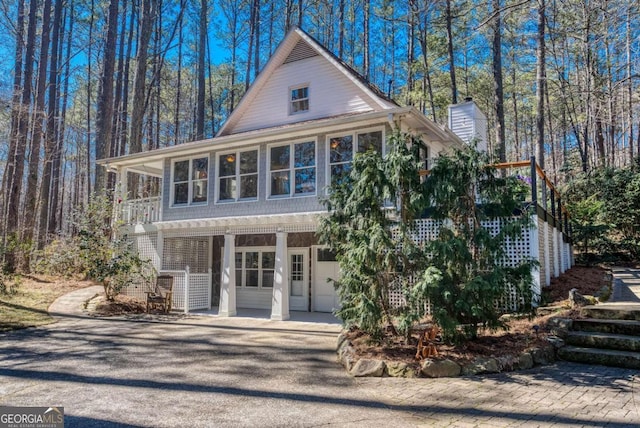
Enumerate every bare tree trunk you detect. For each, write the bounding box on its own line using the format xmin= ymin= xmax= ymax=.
xmin=245 ymin=0 xmax=255 ymax=91
xmin=512 ymin=65 xmax=520 ymax=160
xmin=363 ymin=0 xmax=370 ymax=81
xmin=626 ymin=7 xmax=634 ymax=163
xmin=445 ymin=0 xmax=457 ymax=104
xmin=86 ymin=0 xmax=94 ymax=199
xmin=254 ymin=0 xmax=261 ymax=77
xmin=406 ymin=0 xmax=416 ymax=105
xmin=338 ymin=0 xmax=344 ymax=58
xmin=492 ymin=0 xmax=506 ymax=163
xmin=129 ymin=0 xmax=154 ymax=155
xmin=119 ymin=3 xmax=136 ymax=155
xmin=285 ymin=0 xmax=292 ymax=32
xmin=95 ymin=0 xmax=119 ymax=191
xmin=111 ymin=0 xmax=128 ymax=157
xmin=174 ymin=3 xmax=183 ymax=145
xmin=48 ymin=0 xmax=70 ymax=239
xmin=23 ymin=0 xmax=52 ymax=255
xmin=5 ymin=0 xmax=38 ymax=267
xmin=1 ymin=0 xmax=25 ymax=258
xmin=535 ymin=0 xmax=546 ymax=169
xmin=196 ymin=0 xmax=207 ymax=140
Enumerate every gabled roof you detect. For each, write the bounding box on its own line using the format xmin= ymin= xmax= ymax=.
xmin=216 ymin=26 xmax=398 ymax=137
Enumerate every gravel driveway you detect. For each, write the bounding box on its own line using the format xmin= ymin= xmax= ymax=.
xmin=0 ymin=287 xmax=638 ymax=427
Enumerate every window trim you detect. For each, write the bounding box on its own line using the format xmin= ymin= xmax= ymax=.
xmin=326 ymin=127 xmax=386 ymax=189
xmin=170 ymin=155 xmax=210 ymax=208
xmin=289 ymin=84 xmax=310 ymax=115
xmin=267 ymin=138 xmax=318 ymax=199
xmin=215 ymin=147 xmax=260 ymax=203
xmin=233 ymin=247 xmax=277 ymax=290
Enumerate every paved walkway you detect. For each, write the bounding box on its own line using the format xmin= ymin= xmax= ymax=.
xmin=610 ymin=267 xmax=640 ymax=303
xmin=0 ymin=284 xmax=639 ymax=427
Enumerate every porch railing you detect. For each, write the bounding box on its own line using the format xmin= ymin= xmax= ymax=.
xmin=118 ymin=196 xmax=161 ymax=225
xmin=160 ymin=267 xmax=212 ymax=313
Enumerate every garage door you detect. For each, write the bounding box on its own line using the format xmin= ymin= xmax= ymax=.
xmin=312 ymin=247 xmax=341 ymax=312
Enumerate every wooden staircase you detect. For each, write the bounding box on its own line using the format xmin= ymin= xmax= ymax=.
xmin=558 ymin=305 xmax=640 ymax=369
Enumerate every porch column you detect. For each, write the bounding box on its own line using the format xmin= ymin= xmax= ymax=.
xmin=271 ymin=231 xmax=290 ymax=320
xmin=117 ymin=167 xmax=128 ymax=223
xmin=219 ymin=233 xmax=237 ymax=317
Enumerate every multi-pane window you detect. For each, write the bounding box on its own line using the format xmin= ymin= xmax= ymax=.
xmin=290 ymin=254 xmax=304 ymax=297
xmin=269 ymin=141 xmax=316 ymax=197
xmin=235 ymin=250 xmax=275 ymax=288
xmin=218 ymin=149 xmax=258 ymax=201
xmin=172 ymin=157 xmax=208 ymax=206
xmin=329 ymin=130 xmax=383 ymax=184
xmin=290 ymin=86 xmax=309 ymax=114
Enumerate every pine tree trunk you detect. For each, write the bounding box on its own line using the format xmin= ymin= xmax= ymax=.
xmin=5 ymin=0 xmax=38 ymax=271
xmin=492 ymin=0 xmax=506 ymax=163
xmin=95 ymin=0 xmax=119 ymax=191
xmin=196 ymin=0 xmax=207 ymax=140
xmin=1 ymin=0 xmax=24 ymax=256
xmin=535 ymin=0 xmax=546 ymax=169
xmin=445 ymin=0 xmax=457 ymax=104
xmin=24 ymin=0 xmax=52 ymax=255
xmin=48 ymin=0 xmax=70 ymax=239
xmin=129 ymin=0 xmax=154 ymax=156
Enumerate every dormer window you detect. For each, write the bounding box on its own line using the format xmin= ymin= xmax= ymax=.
xmin=290 ymin=85 xmax=309 ymax=114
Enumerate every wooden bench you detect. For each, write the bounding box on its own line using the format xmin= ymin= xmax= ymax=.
xmin=145 ymin=275 xmax=174 ymax=313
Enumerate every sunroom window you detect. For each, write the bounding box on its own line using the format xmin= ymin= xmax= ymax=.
xmin=329 ymin=130 xmax=383 ymax=185
xmin=172 ymin=156 xmax=208 ymax=206
xmin=269 ymin=140 xmax=316 ymax=197
xmin=290 ymin=86 xmax=309 ymax=114
xmin=218 ymin=149 xmax=258 ymax=202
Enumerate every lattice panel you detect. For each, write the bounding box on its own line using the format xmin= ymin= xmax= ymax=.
xmin=188 ymin=273 xmax=211 ymax=310
xmin=538 ymin=218 xmax=546 ymax=287
xmin=412 ymin=219 xmax=444 ymax=242
xmin=120 ymin=232 xmax=158 ymax=299
xmin=166 ymin=272 xmax=186 ymax=310
xmin=162 ymin=237 xmax=210 ymax=273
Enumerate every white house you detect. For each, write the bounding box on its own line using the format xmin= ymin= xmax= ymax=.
xmin=99 ymin=27 xmax=571 ymax=319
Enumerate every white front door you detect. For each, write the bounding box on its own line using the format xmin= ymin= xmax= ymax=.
xmin=288 ymin=249 xmax=308 ymax=311
xmin=312 ymin=246 xmax=341 ymax=312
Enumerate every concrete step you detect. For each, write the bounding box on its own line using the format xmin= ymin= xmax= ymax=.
xmin=565 ymin=331 xmax=640 ymax=352
xmin=581 ymin=304 xmax=640 ymax=321
xmin=572 ymin=318 xmax=640 ymax=336
xmin=558 ymin=345 xmax=640 ymax=370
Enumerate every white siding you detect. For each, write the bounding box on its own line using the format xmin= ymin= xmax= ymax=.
xmin=230 ymin=56 xmax=377 ymax=134
xmin=448 ymin=102 xmax=487 ymax=151
xmin=237 ymin=288 xmax=272 ymax=309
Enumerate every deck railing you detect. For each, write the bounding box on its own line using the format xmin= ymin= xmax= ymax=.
xmin=118 ymin=196 xmax=161 ymax=225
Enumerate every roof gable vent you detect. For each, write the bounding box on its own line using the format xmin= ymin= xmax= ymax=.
xmin=283 ymin=39 xmax=319 ymax=64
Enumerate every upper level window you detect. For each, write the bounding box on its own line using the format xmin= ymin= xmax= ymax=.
xmin=269 ymin=140 xmax=316 ymax=197
xmin=290 ymin=85 xmax=309 ymax=114
xmin=172 ymin=156 xmax=208 ymax=206
xmin=329 ymin=129 xmax=383 ymax=185
xmin=218 ymin=149 xmax=258 ymax=202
